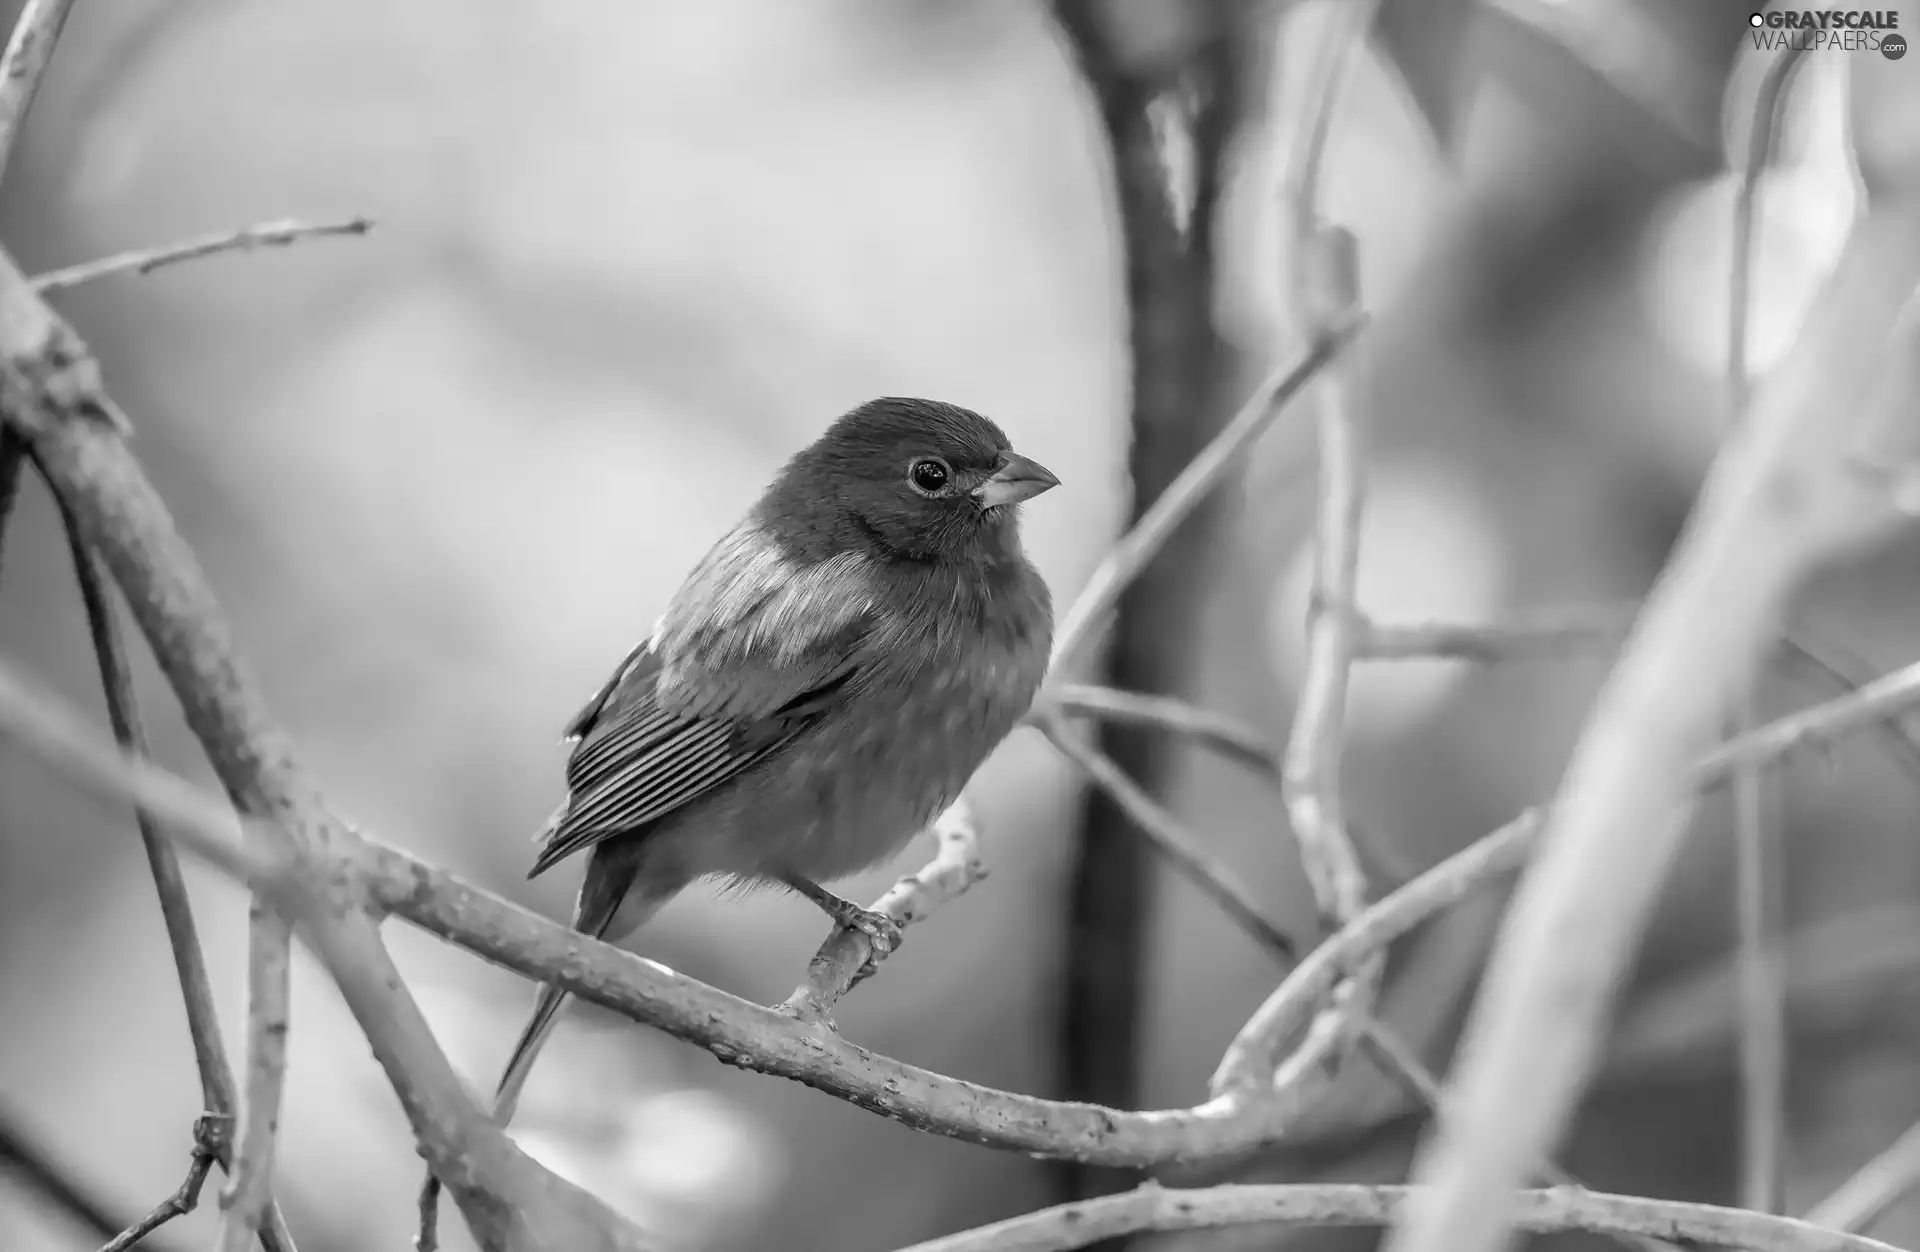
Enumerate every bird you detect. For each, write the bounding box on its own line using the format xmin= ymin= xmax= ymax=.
xmin=489 ymin=396 xmax=1058 ymax=1122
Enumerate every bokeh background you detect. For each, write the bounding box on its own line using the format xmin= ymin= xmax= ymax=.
xmin=3 ymin=1 xmax=1918 ymax=1250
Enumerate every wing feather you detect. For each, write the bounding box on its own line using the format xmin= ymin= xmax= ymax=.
xmin=528 ymin=522 xmax=880 ymax=878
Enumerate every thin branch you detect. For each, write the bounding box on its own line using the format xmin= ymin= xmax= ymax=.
xmin=1036 ymin=711 xmax=1295 ymax=960
xmin=1694 ymin=660 xmax=1920 ymax=781
xmin=1367 ymin=611 xmax=1920 ymax=794
xmin=31 ymin=217 xmax=375 ymax=295
xmin=54 ymin=484 xmax=297 ymax=1252
xmin=1037 ymin=684 xmax=1278 ymax=776
xmin=8 ymin=642 xmax=1920 ymax=1175
xmin=216 ymin=904 xmax=292 ymax=1252
xmin=1353 ymin=1015 xmax=1680 ymax=1252
xmin=0 ymin=0 xmax=76 ymax=181
xmin=891 ymin=1183 xmax=1905 ymax=1252
xmin=1219 ymin=654 xmax=1920 ymax=1095
xmin=1360 ymin=606 xmax=1639 ymax=661
xmin=1776 ymin=633 xmax=1920 ymax=790
xmin=1803 ymin=1121 xmax=1920 ymax=1234
xmin=0 ymin=243 xmax=640 ymax=1250
xmin=1270 ymin=0 xmax=1380 ymax=1159
xmin=780 ymin=798 xmax=986 ymax=1021
xmin=1727 ymin=41 xmax=1808 ymax=1219
xmin=1046 ymin=317 xmax=1366 ymax=677
xmin=1039 ymin=702 xmax=1543 ymax=1226
xmin=99 ymin=1115 xmax=220 ymax=1252
xmin=1385 ymin=209 xmax=1920 ymax=1252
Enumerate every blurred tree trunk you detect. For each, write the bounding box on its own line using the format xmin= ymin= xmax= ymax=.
xmin=1048 ymin=3 xmax=1254 ymax=1242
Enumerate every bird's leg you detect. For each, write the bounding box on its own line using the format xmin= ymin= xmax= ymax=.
xmin=782 ymin=873 xmax=904 ymax=977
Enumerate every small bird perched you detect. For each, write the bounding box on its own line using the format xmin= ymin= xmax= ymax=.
xmin=490 ymin=396 xmax=1057 ymax=1120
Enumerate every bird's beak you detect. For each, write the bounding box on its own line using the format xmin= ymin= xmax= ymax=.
xmin=974 ymin=452 xmax=1060 ymax=509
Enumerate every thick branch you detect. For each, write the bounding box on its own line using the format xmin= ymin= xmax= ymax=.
xmin=55 ymin=484 xmax=297 ymax=1252
xmin=1386 ymin=209 xmax=1920 ymax=1252
xmin=12 ymin=647 xmax=1920 ymax=1176
xmin=892 ymin=1183 xmax=1901 ymax=1252
xmin=0 ymin=0 xmax=75 ymax=180
xmin=0 ymin=243 xmax=640 ymax=1251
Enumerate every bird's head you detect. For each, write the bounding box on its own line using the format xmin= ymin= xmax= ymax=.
xmin=765 ymin=397 xmax=1059 ymax=564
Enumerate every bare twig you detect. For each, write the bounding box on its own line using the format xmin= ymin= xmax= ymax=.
xmin=32 ymin=217 xmax=375 ymax=295
xmin=1220 ymin=654 xmax=1920 ymax=1096
xmin=1046 ymin=318 xmax=1366 ymax=676
xmin=0 ymin=0 xmax=75 ymax=180
xmin=1360 ymin=606 xmax=1639 ymax=661
xmin=1727 ymin=41 xmax=1809 ymax=1218
xmin=891 ymin=1183 xmax=1904 ymax=1252
xmin=1776 ymin=633 xmax=1920 ymax=789
xmin=1039 ymin=703 xmax=1537 ymax=1216
xmin=1385 ymin=208 xmax=1920 ymax=1252
xmin=1804 ymin=1121 xmax=1920 ymax=1234
xmin=1268 ymin=5 xmax=1382 ymax=1172
xmin=217 ymin=903 xmax=292 ymax=1252
xmin=0 ymin=243 xmax=639 ymax=1250
xmin=1036 ymin=711 xmax=1295 ymax=959
xmin=55 ymin=485 xmax=297 ymax=1252
xmin=1038 ymin=684 xmax=1278 ymax=776
xmin=1354 ymin=1015 xmax=1680 ymax=1252
xmin=100 ymin=1115 xmax=222 ymax=1252
xmin=781 ymin=798 xmax=986 ymax=1020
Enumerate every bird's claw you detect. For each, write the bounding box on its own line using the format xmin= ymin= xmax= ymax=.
xmin=841 ymin=906 xmax=903 ymax=980
xmin=813 ymin=902 xmax=903 ymax=983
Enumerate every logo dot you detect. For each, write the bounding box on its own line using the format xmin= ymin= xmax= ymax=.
xmin=1749 ymin=12 xmax=1764 ymax=25
xmin=1885 ymin=32 xmax=1908 ymax=59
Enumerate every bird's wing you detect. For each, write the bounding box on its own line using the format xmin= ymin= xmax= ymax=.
xmin=529 ymin=526 xmax=879 ymax=877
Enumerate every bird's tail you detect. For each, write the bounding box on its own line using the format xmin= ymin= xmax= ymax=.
xmin=489 ymin=840 xmax=664 ymax=1125
xmin=491 ymin=979 xmax=571 ymax=1124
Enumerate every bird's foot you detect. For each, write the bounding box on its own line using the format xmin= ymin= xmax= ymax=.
xmin=784 ymin=875 xmax=904 ymax=979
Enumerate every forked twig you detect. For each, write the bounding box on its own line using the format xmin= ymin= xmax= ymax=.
xmin=55 ymin=483 xmax=296 ymax=1252
xmin=1047 ymin=318 xmax=1366 ymax=676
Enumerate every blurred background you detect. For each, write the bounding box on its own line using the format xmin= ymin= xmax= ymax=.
xmin=2 ymin=1 xmax=1918 ymax=1249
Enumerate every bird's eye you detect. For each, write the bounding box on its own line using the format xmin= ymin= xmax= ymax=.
xmin=908 ymin=457 xmax=951 ymax=495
